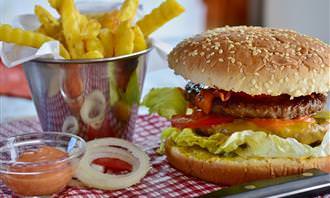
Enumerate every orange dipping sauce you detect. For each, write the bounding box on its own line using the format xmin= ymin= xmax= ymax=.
xmin=2 ymin=146 xmax=73 ymax=196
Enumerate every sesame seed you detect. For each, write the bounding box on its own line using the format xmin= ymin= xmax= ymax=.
xmin=218 ymin=58 xmax=224 ymax=62
xmin=228 ymin=44 xmax=234 ymax=50
xmin=228 ymin=57 xmax=236 ymax=63
xmin=219 ymin=49 xmax=224 ymax=54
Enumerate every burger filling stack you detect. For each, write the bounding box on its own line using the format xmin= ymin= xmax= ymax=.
xmin=143 ymin=26 xmax=330 ymax=185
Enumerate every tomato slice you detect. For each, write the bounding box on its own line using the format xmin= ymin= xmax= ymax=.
xmin=92 ymin=158 xmax=132 ymax=173
xmin=171 ymin=114 xmax=234 ymax=128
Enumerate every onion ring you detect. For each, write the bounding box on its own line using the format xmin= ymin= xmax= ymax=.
xmin=62 ymin=116 xmax=79 ymax=134
xmin=80 ymin=90 xmax=106 ymax=130
xmin=76 ymin=138 xmax=150 ymax=190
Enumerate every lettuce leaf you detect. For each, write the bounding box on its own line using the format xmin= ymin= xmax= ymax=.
xmin=142 ymin=87 xmax=188 ymax=119
xmin=313 ymin=111 xmax=330 ymax=120
xmin=157 ymin=127 xmax=180 ymax=154
xmin=161 ymin=127 xmax=330 ymax=158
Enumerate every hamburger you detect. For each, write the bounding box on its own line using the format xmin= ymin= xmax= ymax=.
xmin=143 ymin=26 xmax=330 ymax=185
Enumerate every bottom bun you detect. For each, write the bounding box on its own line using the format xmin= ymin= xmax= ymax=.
xmin=165 ymin=141 xmax=330 ymax=185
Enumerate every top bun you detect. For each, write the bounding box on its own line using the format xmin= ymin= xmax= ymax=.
xmin=168 ymin=26 xmax=330 ymax=97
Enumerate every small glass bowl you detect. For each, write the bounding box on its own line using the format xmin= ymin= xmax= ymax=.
xmin=0 ymin=132 xmax=86 ymax=197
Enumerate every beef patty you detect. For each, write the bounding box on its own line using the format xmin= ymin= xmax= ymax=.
xmin=185 ymin=82 xmax=327 ymax=119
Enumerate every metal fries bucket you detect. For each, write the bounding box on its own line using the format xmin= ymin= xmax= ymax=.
xmin=23 ymin=49 xmax=151 ymax=140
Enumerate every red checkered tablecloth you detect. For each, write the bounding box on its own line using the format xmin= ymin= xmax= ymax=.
xmin=0 ymin=115 xmax=222 ymax=198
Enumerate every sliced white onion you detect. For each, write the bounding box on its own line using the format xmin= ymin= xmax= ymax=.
xmin=62 ymin=116 xmax=79 ymax=134
xmin=76 ymin=138 xmax=150 ymax=190
xmin=80 ymin=90 xmax=106 ymax=130
xmin=91 ymin=164 xmax=105 ymax=173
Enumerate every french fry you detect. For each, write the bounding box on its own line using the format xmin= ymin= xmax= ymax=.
xmin=119 ymin=0 xmax=139 ymax=22
xmin=35 ymin=5 xmax=60 ymax=34
xmin=81 ymin=19 xmax=103 ymax=56
xmin=49 ymin=0 xmax=86 ymax=35
xmin=79 ymin=15 xmax=89 ymax=33
xmin=85 ymin=37 xmax=104 ymax=55
xmin=59 ymin=0 xmax=84 ymax=58
xmin=136 ymin=0 xmax=184 ymax=37
xmin=2 ymin=0 xmax=185 ymax=60
xmin=0 ymin=24 xmax=70 ymax=59
xmin=114 ymin=21 xmax=134 ymax=56
xmin=34 ymin=5 xmax=65 ymax=44
xmin=99 ymin=28 xmax=114 ymax=57
xmin=98 ymin=10 xmax=121 ymax=31
xmin=85 ymin=13 xmax=104 ymax=20
xmin=35 ymin=25 xmax=47 ymax=34
xmin=49 ymin=0 xmax=65 ymax=13
xmin=132 ymin=26 xmax=147 ymax=52
xmin=81 ymin=19 xmax=101 ymax=39
xmin=48 ymin=0 xmax=61 ymax=12
xmin=81 ymin=50 xmax=104 ymax=59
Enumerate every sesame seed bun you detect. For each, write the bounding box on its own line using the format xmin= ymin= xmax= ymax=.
xmin=165 ymin=141 xmax=330 ymax=185
xmin=168 ymin=26 xmax=330 ymax=97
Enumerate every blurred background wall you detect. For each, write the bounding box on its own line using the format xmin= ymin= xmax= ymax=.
xmin=264 ymin=0 xmax=330 ymax=43
xmin=203 ymin=0 xmax=330 ymax=43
